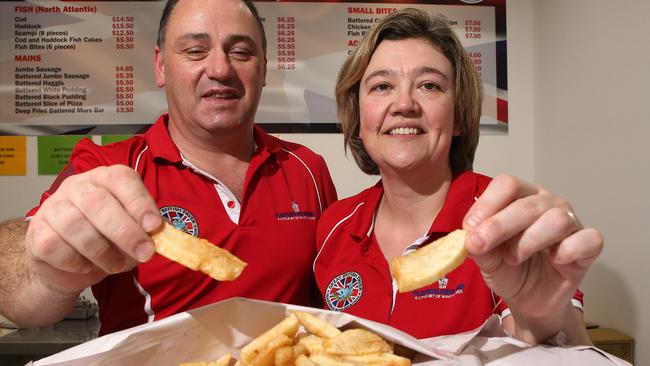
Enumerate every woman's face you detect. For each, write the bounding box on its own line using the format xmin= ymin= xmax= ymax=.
xmin=358 ymin=38 xmax=458 ymax=175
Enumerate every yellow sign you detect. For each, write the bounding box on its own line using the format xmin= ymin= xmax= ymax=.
xmin=0 ymin=136 xmax=27 ymax=176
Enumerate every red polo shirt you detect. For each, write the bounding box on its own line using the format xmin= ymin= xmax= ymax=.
xmin=314 ymin=171 xmax=582 ymax=339
xmin=27 ymin=115 xmax=338 ymax=335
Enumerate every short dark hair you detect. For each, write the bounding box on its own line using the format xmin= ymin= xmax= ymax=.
xmin=156 ymin=0 xmax=267 ymax=52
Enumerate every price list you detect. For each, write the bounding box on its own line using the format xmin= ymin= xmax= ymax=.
xmin=2 ymin=1 xmax=506 ymax=133
xmin=1 ymin=1 xmax=164 ymax=129
xmin=115 ymin=66 xmax=135 ymax=114
xmin=464 ymin=19 xmax=482 ymax=40
xmin=276 ymin=16 xmax=296 ymax=70
xmin=464 ymin=19 xmax=483 ymax=78
xmin=112 ymin=16 xmax=135 ymax=50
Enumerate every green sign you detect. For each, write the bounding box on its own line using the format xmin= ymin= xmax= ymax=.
xmin=101 ymin=135 xmax=132 ymax=146
xmin=37 ymin=135 xmax=89 ymax=175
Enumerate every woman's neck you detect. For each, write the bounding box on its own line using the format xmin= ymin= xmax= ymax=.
xmin=374 ymin=165 xmax=454 ymax=263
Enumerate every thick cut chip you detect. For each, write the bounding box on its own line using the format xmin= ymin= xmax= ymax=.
xmin=274 ymin=346 xmax=294 ymax=366
xmin=293 ymin=311 xmax=342 ymax=338
xmin=323 ymin=329 xmax=392 ymax=356
xmin=341 ymin=353 xmax=411 ymax=366
xmin=297 ymin=334 xmax=326 ymax=354
xmin=391 ymin=229 xmax=468 ymax=293
xmin=214 ymin=353 xmax=233 ymax=366
xmin=240 ymin=313 xmax=299 ymax=364
xmin=293 ymin=343 xmax=307 ymax=358
xmin=192 ymin=312 xmax=413 ymax=365
xmin=309 ymin=354 xmax=355 ymax=366
xmin=151 ymin=221 xmax=246 ymax=281
xmin=180 ymin=352 xmax=232 ymax=366
xmin=295 ymin=355 xmax=318 ymax=366
xmin=247 ymin=334 xmax=293 ymax=366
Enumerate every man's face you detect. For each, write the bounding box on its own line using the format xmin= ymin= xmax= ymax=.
xmin=154 ymin=0 xmax=266 ymax=134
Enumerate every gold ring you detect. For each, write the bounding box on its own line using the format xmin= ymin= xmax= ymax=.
xmin=567 ymin=210 xmax=581 ymax=232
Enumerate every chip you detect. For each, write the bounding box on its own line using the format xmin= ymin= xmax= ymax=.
xmin=341 ymin=353 xmax=411 ymax=366
xmin=240 ymin=313 xmax=300 ymax=364
xmin=180 ymin=353 xmax=231 ymax=366
xmin=308 ymin=354 xmax=354 ymax=366
xmin=323 ymin=329 xmax=392 ymax=356
xmin=181 ymin=312 xmax=411 ymax=366
xmin=391 ymin=229 xmax=468 ymax=293
xmin=294 ymin=355 xmax=317 ymax=366
xmin=292 ymin=311 xmax=341 ymax=339
xmin=151 ymin=221 xmax=247 ymax=281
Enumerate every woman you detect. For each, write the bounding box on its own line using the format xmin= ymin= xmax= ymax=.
xmin=314 ymin=8 xmax=603 ymax=344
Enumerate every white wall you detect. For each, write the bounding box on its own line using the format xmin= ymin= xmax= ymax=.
xmin=1 ymin=0 xmax=646 ymax=363
xmin=532 ymin=0 xmax=650 ymax=364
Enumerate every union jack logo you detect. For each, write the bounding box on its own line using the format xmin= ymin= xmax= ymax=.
xmin=159 ymin=206 xmax=199 ymax=237
xmin=325 ymin=272 xmax=363 ymax=311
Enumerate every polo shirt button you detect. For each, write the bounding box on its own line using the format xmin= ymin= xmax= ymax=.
xmin=227 ymin=201 xmax=235 ymax=209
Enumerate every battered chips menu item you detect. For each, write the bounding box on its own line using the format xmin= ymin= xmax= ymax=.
xmin=391 ymin=229 xmax=468 ymax=293
xmin=151 ymin=221 xmax=247 ymax=281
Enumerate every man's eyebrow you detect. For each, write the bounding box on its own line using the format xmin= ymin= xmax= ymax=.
xmin=173 ymin=32 xmax=210 ymax=46
xmin=225 ymin=34 xmax=258 ymax=48
xmin=172 ymin=33 xmax=259 ymax=49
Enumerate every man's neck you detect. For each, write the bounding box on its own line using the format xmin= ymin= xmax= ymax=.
xmin=168 ymin=119 xmax=256 ymax=201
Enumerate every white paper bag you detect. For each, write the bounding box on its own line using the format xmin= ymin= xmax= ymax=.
xmin=31 ymin=297 xmax=630 ymax=366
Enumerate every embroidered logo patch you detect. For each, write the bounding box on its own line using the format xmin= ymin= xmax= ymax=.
xmin=159 ymin=206 xmax=199 ymax=237
xmin=275 ymin=201 xmax=316 ymax=221
xmin=325 ymin=271 xmax=363 ymax=311
xmin=412 ymin=280 xmax=465 ymax=300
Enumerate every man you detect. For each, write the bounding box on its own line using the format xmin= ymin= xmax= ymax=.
xmin=0 ymin=0 xmax=337 ymax=335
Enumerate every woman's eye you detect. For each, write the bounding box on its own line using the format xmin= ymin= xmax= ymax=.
xmin=372 ymin=83 xmax=390 ymax=92
xmin=421 ymin=82 xmax=439 ymax=91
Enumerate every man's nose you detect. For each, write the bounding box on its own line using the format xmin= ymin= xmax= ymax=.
xmin=205 ymin=51 xmax=235 ymax=81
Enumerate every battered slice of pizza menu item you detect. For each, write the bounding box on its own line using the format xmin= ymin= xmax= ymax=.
xmin=151 ymin=221 xmax=247 ymax=281
xmin=391 ymin=229 xmax=468 ymax=293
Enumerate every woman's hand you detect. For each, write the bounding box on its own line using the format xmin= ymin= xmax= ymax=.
xmin=463 ymin=174 xmax=603 ymax=344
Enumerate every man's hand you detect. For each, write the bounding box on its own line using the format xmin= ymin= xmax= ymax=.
xmin=26 ymin=165 xmax=161 ymax=295
xmin=463 ymin=174 xmax=603 ymax=345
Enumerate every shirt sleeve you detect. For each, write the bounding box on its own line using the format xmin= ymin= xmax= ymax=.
xmin=497 ymin=289 xmax=585 ymax=319
xmin=314 ymin=155 xmax=338 ymax=213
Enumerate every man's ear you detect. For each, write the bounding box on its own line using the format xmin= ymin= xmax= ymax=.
xmin=154 ymin=46 xmax=166 ymax=88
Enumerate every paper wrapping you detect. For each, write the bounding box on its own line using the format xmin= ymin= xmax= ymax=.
xmin=30 ymin=297 xmax=630 ymax=366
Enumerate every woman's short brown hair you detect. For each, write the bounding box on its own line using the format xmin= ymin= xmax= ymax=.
xmin=336 ymin=8 xmax=482 ymax=175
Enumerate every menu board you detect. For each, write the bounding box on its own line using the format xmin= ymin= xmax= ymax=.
xmin=1 ymin=0 xmax=507 ymax=135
